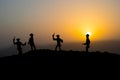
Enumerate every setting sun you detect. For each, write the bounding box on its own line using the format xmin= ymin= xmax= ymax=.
xmin=86 ymin=32 xmax=91 ymax=36
xmin=0 ymin=0 xmax=120 ymax=56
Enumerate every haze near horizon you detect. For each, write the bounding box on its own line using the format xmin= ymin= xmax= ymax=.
xmin=0 ymin=0 xmax=120 ymax=51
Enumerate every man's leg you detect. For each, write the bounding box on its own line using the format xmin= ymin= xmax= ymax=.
xmin=55 ymin=45 xmax=58 ymax=51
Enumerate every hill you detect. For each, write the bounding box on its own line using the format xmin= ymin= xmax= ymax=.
xmin=0 ymin=49 xmax=120 ymax=64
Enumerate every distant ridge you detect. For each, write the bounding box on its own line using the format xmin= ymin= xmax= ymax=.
xmin=0 ymin=49 xmax=120 ymax=64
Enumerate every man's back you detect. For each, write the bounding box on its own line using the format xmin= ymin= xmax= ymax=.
xmin=56 ymin=38 xmax=63 ymax=45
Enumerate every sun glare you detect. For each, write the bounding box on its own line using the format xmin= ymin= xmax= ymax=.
xmin=86 ymin=32 xmax=91 ymax=36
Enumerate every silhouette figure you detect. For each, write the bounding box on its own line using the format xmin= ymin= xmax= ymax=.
xmin=13 ymin=37 xmax=26 ymax=55
xmin=28 ymin=33 xmax=36 ymax=51
xmin=83 ymin=34 xmax=90 ymax=52
xmin=52 ymin=33 xmax=63 ymax=51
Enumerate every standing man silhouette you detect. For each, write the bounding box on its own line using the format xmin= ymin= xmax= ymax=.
xmin=13 ymin=37 xmax=26 ymax=56
xmin=52 ymin=33 xmax=63 ymax=51
xmin=83 ymin=34 xmax=90 ymax=52
xmin=28 ymin=33 xmax=36 ymax=51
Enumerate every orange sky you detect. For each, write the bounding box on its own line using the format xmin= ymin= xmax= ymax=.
xmin=0 ymin=0 xmax=120 ymax=48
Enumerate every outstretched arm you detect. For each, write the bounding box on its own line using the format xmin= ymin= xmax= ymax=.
xmin=61 ymin=39 xmax=63 ymax=43
xmin=82 ymin=43 xmax=86 ymax=45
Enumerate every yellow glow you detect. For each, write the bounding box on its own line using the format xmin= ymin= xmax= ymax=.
xmin=28 ymin=1 xmax=120 ymax=43
xmin=73 ymin=23 xmax=106 ymax=42
xmin=86 ymin=32 xmax=91 ymax=35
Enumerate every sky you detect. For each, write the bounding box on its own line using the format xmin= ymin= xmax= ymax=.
xmin=0 ymin=0 xmax=120 ymax=50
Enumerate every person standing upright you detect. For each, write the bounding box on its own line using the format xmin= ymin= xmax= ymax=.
xmin=83 ymin=34 xmax=90 ymax=52
xmin=28 ymin=33 xmax=36 ymax=51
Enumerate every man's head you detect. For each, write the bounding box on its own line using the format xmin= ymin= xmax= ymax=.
xmin=86 ymin=34 xmax=89 ymax=37
xmin=56 ymin=35 xmax=60 ymax=38
xmin=30 ymin=33 xmax=34 ymax=37
xmin=16 ymin=38 xmax=20 ymax=41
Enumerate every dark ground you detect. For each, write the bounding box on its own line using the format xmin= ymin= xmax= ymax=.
xmin=0 ymin=49 xmax=120 ymax=64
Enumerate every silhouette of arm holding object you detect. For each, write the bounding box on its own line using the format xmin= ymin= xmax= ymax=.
xmin=52 ymin=33 xmax=63 ymax=51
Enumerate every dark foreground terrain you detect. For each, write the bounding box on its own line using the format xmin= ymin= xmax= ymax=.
xmin=0 ymin=49 xmax=120 ymax=64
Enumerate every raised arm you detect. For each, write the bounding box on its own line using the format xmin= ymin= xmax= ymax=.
xmin=52 ymin=33 xmax=56 ymax=40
